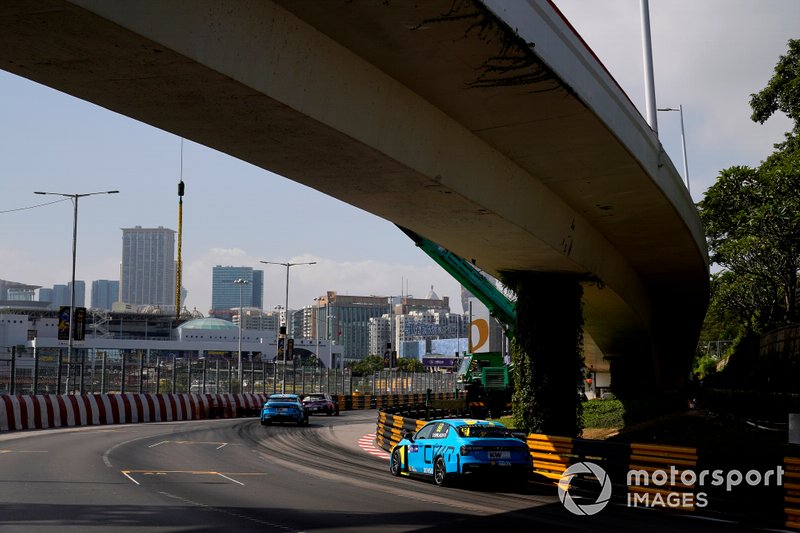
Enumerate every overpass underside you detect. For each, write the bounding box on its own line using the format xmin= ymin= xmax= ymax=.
xmin=0 ymin=0 xmax=708 ymax=388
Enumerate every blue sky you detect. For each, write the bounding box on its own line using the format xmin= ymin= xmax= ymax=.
xmin=1 ymin=1 xmax=797 ymax=314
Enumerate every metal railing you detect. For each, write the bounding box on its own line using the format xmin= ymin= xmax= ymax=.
xmin=0 ymin=346 xmax=457 ymax=397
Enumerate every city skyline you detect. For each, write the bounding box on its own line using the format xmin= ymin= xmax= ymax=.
xmin=1 ymin=1 xmax=797 ymax=314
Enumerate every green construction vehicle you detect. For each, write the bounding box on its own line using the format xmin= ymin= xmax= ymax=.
xmin=398 ymin=226 xmax=515 ymax=418
xmin=456 ymin=351 xmax=511 ymax=418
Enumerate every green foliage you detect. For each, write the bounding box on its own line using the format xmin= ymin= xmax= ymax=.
xmin=582 ymin=399 xmax=626 ymax=429
xmin=349 ymin=355 xmax=385 ymax=376
xmin=583 ymin=397 xmax=685 ymax=430
xmin=503 ymin=272 xmax=585 ymax=437
xmin=705 ymin=333 xmax=761 ymax=389
xmin=691 ymin=354 xmax=719 ymax=381
xmin=750 ymin=39 xmax=800 ymax=133
xmin=699 ymin=40 xmax=800 ymax=344
xmin=395 ymin=357 xmax=424 ymax=372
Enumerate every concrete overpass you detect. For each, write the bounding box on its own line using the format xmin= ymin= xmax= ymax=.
xmin=0 ymin=1 xmax=708 ymax=387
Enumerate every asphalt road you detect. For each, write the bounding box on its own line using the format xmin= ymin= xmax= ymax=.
xmin=0 ymin=411 xmax=779 ymax=532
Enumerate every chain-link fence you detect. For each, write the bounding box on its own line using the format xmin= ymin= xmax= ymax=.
xmin=0 ymin=346 xmax=457 ymax=397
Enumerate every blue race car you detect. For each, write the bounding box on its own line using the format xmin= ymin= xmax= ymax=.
xmin=389 ymin=419 xmax=531 ymax=486
xmin=260 ymin=393 xmax=309 ymax=426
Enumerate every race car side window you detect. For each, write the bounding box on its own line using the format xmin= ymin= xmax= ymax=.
xmin=430 ymin=422 xmax=450 ymax=439
xmin=414 ymin=424 xmax=437 ymax=440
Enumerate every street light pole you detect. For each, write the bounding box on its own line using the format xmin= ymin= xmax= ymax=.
xmin=640 ymin=0 xmax=658 ymax=133
xmin=657 ymin=105 xmax=691 ymax=195
xmin=261 ymin=260 xmax=316 ymax=392
xmin=234 ymin=278 xmax=249 ymax=393
xmin=34 ymin=190 xmax=118 ymax=390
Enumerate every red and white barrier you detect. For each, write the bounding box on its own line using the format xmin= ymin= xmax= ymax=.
xmin=0 ymin=393 xmax=268 ymax=432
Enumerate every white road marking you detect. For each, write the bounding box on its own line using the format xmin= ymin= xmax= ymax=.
xmin=122 ymin=471 xmax=140 ymax=485
xmin=216 ymin=472 xmax=244 ymax=485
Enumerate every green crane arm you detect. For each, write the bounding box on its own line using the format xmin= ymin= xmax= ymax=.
xmin=397 ymin=226 xmax=516 ymax=339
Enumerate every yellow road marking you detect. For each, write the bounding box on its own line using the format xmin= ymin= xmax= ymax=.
xmin=0 ymin=450 xmax=48 ymax=454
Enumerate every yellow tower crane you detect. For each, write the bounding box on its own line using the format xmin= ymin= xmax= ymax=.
xmin=176 ymin=178 xmax=184 ymax=320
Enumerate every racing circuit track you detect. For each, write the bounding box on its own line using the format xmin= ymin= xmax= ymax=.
xmin=0 ymin=411 xmax=759 ymax=532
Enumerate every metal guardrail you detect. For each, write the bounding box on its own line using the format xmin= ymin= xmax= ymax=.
xmin=0 ymin=346 xmax=457 ymax=397
xmin=375 ymin=409 xmax=795 ymax=529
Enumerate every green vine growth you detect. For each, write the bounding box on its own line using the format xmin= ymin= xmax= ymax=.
xmin=502 ymin=272 xmax=586 ymax=437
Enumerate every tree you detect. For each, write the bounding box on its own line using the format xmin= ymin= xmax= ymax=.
xmin=699 ymin=39 xmax=800 ymax=334
xmin=699 ymin=162 xmax=800 ymax=332
xmin=349 ymin=355 xmax=385 ymax=376
xmin=750 ymin=38 xmax=800 ymax=143
xmin=395 ymin=357 xmax=424 ymax=373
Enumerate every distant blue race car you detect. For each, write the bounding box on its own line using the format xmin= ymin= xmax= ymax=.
xmin=260 ymin=393 xmax=309 ymax=426
xmin=389 ymin=419 xmax=531 ymax=486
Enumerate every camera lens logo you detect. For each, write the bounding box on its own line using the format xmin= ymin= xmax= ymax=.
xmin=557 ymin=462 xmax=612 ymax=516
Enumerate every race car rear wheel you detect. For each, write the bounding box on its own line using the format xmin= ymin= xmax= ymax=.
xmin=433 ymin=457 xmax=448 ymax=487
xmin=390 ymin=449 xmax=402 ymax=477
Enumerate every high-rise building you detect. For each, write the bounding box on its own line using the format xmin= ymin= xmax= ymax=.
xmin=315 ymin=291 xmax=390 ymax=363
xmin=38 ymin=282 xmax=84 ymax=309
xmin=69 ymin=280 xmax=85 ymax=308
xmin=53 ymin=284 xmax=69 ymax=308
xmin=38 ymin=287 xmax=53 ymax=305
xmin=210 ymin=266 xmax=265 ymax=317
xmin=396 ymin=310 xmax=462 ymax=356
xmin=368 ymin=290 xmax=462 ymax=359
xmin=91 ymin=279 xmax=120 ymax=310
xmin=120 ymin=226 xmax=176 ymax=308
xmin=232 ymin=308 xmax=279 ymax=331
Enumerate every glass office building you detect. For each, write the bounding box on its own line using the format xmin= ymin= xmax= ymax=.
xmin=210 ymin=266 xmax=264 ymax=314
xmin=120 ymin=226 xmax=175 ymax=307
xmin=91 ymin=279 xmax=120 ymax=310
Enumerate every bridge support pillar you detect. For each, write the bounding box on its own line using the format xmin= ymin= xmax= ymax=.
xmin=504 ymin=272 xmax=586 ymax=437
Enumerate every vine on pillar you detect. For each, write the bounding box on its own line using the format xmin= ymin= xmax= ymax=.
xmin=503 ymin=272 xmax=586 ymax=437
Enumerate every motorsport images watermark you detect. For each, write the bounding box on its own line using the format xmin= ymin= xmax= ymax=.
xmin=557 ymin=461 xmax=785 ymax=515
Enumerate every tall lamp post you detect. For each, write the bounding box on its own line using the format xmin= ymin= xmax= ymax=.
xmin=34 ymin=190 xmax=118 ymax=390
xmin=261 ymin=260 xmax=316 ymax=392
xmin=233 ymin=278 xmax=249 ymax=393
xmin=657 ymin=105 xmax=690 ymax=195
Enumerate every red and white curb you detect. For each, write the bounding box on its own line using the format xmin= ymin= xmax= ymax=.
xmin=358 ymin=433 xmax=390 ymax=459
xmin=0 ymin=393 xmax=267 ymax=432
